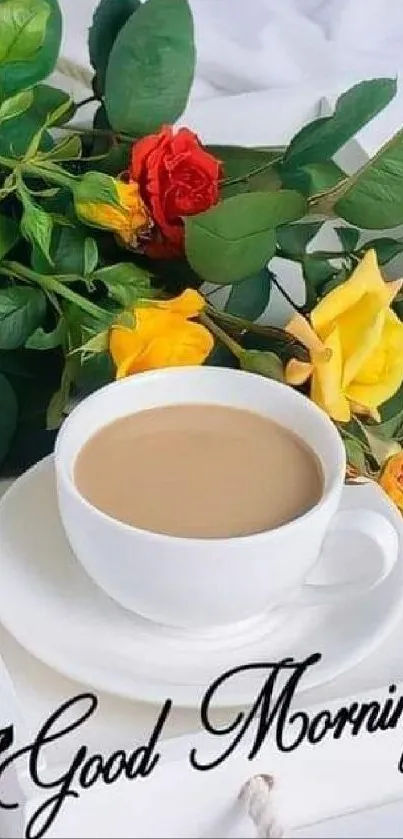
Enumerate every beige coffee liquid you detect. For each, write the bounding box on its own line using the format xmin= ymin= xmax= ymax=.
xmin=74 ymin=404 xmax=323 ymax=538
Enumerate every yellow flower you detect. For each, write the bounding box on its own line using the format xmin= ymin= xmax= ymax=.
xmin=285 ymin=250 xmax=403 ymax=422
xmin=379 ymin=452 xmax=403 ymax=512
xmin=109 ymin=289 xmax=214 ymax=378
xmin=75 ymin=173 xmax=151 ymax=247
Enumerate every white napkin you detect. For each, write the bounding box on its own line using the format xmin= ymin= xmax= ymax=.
xmin=58 ymin=0 xmax=403 ymax=98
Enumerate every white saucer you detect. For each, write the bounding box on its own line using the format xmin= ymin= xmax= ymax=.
xmin=0 ymin=456 xmax=403 ymax=708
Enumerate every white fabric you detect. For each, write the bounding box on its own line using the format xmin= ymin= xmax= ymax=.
xmin=57 ymin=0 xmax=403 ymax=152
xmin=60 ymin=0 xmax=403 ymax=101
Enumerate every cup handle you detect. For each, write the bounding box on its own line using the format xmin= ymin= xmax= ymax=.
xmin=293 ymin=508 xmax=399 ymax=607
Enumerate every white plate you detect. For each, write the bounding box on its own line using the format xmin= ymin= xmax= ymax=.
xmin=0 ymin=456 xmax=402 ymax=708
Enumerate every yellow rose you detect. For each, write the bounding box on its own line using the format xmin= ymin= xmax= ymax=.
xmin=75 ymin=173 xmax=151 ymax=247
xmin=109 ymin=289 xmax=214 ymax=378
xmin=285 ymin=249 xmax=403 ymax=422
xmin=379 ymin=452 xmax=403 ymax=512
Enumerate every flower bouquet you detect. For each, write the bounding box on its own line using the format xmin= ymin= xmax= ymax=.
xmin=1 ymin=0 xmax=403 ymax=510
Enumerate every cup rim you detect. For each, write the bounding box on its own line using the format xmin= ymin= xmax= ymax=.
xmin=55 ymin=366 xmax=346 ymax=546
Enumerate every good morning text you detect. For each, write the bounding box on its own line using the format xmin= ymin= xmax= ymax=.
xmin=1 ymin=652 xmax=402 ymax=839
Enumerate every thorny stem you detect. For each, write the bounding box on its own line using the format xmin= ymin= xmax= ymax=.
xmin=199 ymin=311 xmax=242 ymax=358
xmin=0 ymin=155 xmax=77 ymax=189
xmin=204 ymin=304 xmax=310 ymax=361
xmin=57 ymin=125 xmax=136 ymax=144
xmin=221 ymin=156 xmax=283 ymax=187
xmin=2 ymin=261 xmax=107 ymax=321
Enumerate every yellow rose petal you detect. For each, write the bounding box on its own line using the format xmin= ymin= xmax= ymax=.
xmin=125 ymin=321 xmax=214 ymax=372
xmin=384 ymin=278 xmax=403 ymax=305
xmin=311 ymin=249 xmax=385 ymax=337
xmin=285 ymin=359 xmax=313 ymax=385
xmin=286 ymin=313 xmax=329 ymax=357
xmin=346 ymin=310 xmax=403 ymax=409
xmin=311 ymin=327 xmax=351 ymax=422
xmin=155 ymin=289 xmax=206 ymax=319
xmin=109 ymin=326 xmax=144 ymax=367
xmin=116 ymin=354 xmax=143 ymax=379
xmin=338 ymin=294 xmax=386 ymax=387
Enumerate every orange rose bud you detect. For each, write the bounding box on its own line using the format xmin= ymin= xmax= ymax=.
xmin=74 ymin=172 xmax=151 ymax=247
xmin=379 ymin=452 xmax=403 ymax=512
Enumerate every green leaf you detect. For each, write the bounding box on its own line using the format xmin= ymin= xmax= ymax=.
xmin=46 ymin=359 xmax=74 ymax=430
xmin=25 ymin=318 xmax=65 ymax=350
xmin=39 ymin=134 xmax=81 ymax=162
xmin=280 ymin=161 xmax=346 ymax=197
xmin=0 ymin=88 xmax=33 ymax=122
xmin=335 ymin=129 xmax=403 ymax=228
xmin=344 ymin=437 xmax=367 ymax=473
xmin=373 ymin=384 xmax=403 ymax=439
xmin=74 ymin=351 xmax=114 ymax=396
xmin=84 ymin=238 xmax=99 ymax=275
xmin=105 ymin=0 xmax=195 ymax=135
xmin=0 ymin=286 xmax=46 ymax=349
xmin=185 ymin=190 xmax=307 ymax=284
xmin=277 ymin=221 xmax=322 ymax=258
xmin=29 ymin=84 xmax=74 ymax=127
xmin=303 ymin=256 xmax=335 ymax=287
xmin=284 ymin=78 xmax=397 ymax=169
xmin=0 ymin=83 xmax=68 ymax=157
xmin=0 ymin=373 xmax=17 ymax=465
xmin=21 ymin=198 xmax=53 ymax=262
xmin=74 ymin=329 xmax=109 ymax=356
xmin=74 ymin=171 xmax=120 ymax=208
xmin=89 ymin=0 xmax=140 ymax=96
xmin=0 ymin=214 xmax=19 ymax=259
xmin=32 ymin=226 xmax=88 ymax=275
xmin=239 ymin=349 xmax=284 ymax=381
xmin=0 ymin=0 xmax=50 ymax=64
xmin=0 ymin=0 xmax=62 ymax=100
xmin=208 ymin=145 xmax=281 ymax=182
xmin=358 ymin=237 xmax=403 ymax=266
xmin=336 ymin=226 xmax=360 ymax=252
xmin=225 ymin=270 xmax=271 ymax=321
xmin=93 ymin=262 xmax=152 ymax=306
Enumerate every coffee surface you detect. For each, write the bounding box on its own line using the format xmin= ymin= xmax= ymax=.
xmin=74 ymin=404 xmax=323 ymax=538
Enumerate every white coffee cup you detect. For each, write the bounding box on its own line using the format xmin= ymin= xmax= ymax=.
xmin=55 ymin=366 xmax=399 ymax=630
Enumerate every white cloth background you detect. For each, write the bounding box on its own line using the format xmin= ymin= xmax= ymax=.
xmin=56 ymin=0 xmax=403 ymax=152
xmin=59 ymin=0 xmax=403 ymax=101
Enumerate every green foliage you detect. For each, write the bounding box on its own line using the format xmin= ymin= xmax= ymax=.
xmin=283 ymin=78 xmax=397 ymax=168
xmin=89 ymin=0 xmax=140 ymax=96
xmin=336 ymin=226 xmax=360 ymax=252
xmin=336 ymin=130 xmax=403 ymax=227
xmin=239 ymin=349 xmax=284 ymax=381
xmin=93 ymin=263 xmax=152 ymax=306
xmin=225 ymin=270 xmax=271 ymax=321
xmin=277 ymin=222 xmax=322 ymax=258
xmin=0 ymin=287 xmax=47 ymax=349
xmin=0 ymin=0 xmax=62 ymax=100
xmin=185 ymin=191 xmax=307 ymax=284
xmin=105 ymin=0 xmax=195 ymax=135
xmin=358 ymin=237 xmax=403 ymax=265
xmin=0 ymin=89 xmax=33 ymax=122
xmin=21 ymin=196 xmax=53 ymax=262
xmin=25 ymin=319 xmax=65 ymax=350
xmin=209 ymin=145 xmax=281 ymax=182
xmin=0 ymin=215 xmax=19 ymax=260
xmin=280 ymin=161 xmax=346 ymax=197
xmin=0 ymin=372 xmax=18 ymax=464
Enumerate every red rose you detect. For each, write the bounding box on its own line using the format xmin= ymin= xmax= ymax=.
xmin=130 ymin=126 xmax=222 ymax=256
